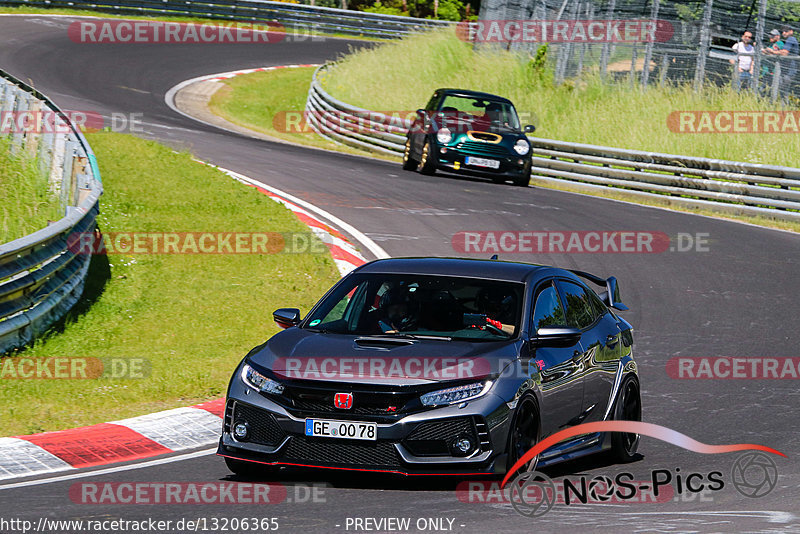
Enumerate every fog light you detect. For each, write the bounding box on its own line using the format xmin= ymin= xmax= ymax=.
xmin=233 ymin=422 xmax=249 ymax=441
xmin=518 ymin=159 xmax=524 ymax=165
xmin=450 ymin=435 xmax=475 ymax=457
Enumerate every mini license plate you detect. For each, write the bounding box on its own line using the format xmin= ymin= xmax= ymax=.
xmin=465 ymin=156 xmax=500 ymax=169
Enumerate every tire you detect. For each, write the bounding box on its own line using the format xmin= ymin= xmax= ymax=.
xmin=418 ymin=139 xmax=437 ymax=175
xmin=609 ymin=376 xmax=642 ymax=463
xmin=224 ymin=457 xmax=274 ymax=477
xmin=402 ymin=136 xmax=417 ymax=170
xmin=513 ymin=173 xmax=530 ymax=187
xmin=506 ymin=396 xmax=540 ymax=476
xmin=513 ymin=163 xmax=531 ymax=187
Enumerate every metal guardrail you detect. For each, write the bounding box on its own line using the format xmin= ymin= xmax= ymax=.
xmin=0 ymin=70 xmax=102 ymax=353
xmin=0 ymin=0 xmax=453 ymax=39
xmin=307 ymin=63 xmax=800 ymax=222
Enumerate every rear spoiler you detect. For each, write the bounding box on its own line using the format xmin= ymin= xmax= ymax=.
xmin=570 ymin=270 xmax=629 ymax=311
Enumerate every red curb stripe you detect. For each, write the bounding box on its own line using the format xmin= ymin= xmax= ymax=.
xmin=191 ymin=398 xmax=226 ymax=418
xmin=18 ymin=423 xmax=171 ymax=468
xmin=328 ymin=243 xmax=366 ymax=266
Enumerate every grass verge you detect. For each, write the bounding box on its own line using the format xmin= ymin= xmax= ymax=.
xmin=0 ymin=137 xmax=62 ymax=243
xmin=0 ymin=132 xmax=341 ymax=435
xmin=207 ymin=66 xmax=375 ymax=157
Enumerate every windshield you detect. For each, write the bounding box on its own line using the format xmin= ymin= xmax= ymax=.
xmin=435 ymin=95 xmax=521 ymax=132
xmin=304 ymin=274 xmax=524 ymax=341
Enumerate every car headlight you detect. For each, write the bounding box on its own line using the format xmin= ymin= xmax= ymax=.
xmin=420 ymin=381 xmax=492 ymax=406
xmin=437 ymin=128 xmax=453 ymax=144
xmin=242 ymin=364 xmax=284 ymax=395
xmin=513 ymin=139 xmax=530 ymax=155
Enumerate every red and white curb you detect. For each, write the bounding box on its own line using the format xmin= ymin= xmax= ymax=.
xmin=0 ymin=399 xmax=223 ymax=481
xmin=0 ymin=163 xmax=387 ymax=481
xmin=163 ymin=64 xmax=319 ymax=129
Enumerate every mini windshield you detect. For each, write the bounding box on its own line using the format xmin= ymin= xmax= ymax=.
xmin=435 ymin=95 xmax=521 ymax=132
xmin=304 ymin=274 xmax=524 ymax=341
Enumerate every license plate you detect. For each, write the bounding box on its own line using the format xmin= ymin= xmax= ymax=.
xmin=305 ymin=419 xmax=377 ymax=441
xmin=465 ymin=156 xmax=500 ymax=169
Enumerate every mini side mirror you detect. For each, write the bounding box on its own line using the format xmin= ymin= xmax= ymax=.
xmin=524 ymin=125 xmax=536 ymax=133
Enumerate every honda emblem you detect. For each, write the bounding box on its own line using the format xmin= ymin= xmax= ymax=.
xmin=334 ymin=392 xmax=353 ymax=409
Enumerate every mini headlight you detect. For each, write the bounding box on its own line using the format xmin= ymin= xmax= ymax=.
xmin=437 ymin=128 xmax=453 ymax=144
xmin=514 ymin=139 xmax=530 ymax=155
xmin=420 ymin=381 xmax=491 ymax=407
xmin=242 ymin=364 xmax=285 ymax=395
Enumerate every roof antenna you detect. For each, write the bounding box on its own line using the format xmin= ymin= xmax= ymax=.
xmin=490 ymin=254 xmax=499 ymax=260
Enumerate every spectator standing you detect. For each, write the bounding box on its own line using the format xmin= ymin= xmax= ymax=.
xmin=761 ymin=29 xmax=785 ymax=93
xmin=730 ymin=30 xmax=755 ymax=90
xmin=773 ymin=26 xmax=799 ymax=99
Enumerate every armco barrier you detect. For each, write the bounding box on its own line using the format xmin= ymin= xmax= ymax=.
xmin=0 ymin=0 xmax=453 ymax=39
xmin=0 ymin=70 xmax=102 ymax=353
xmin=306 ymin=63 xmax=800 ymax=222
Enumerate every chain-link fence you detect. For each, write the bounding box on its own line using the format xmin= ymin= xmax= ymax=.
xmin=475 ymin=0 xmax=800 ymax=101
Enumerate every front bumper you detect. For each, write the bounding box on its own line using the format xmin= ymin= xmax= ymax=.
xmin=217 ymin=383 xmax=514 ymax=476
xmin=434 ymin=147 xmax=530 ymax=179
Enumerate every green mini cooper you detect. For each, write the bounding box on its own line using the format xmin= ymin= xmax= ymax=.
xmin=402 ymin=89 xmax=535 ymax=186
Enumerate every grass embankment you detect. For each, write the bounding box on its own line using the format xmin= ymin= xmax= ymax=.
xmin=324 ymin=30 xmax=798 ymax=168
xmin=0 ymin=138 xmax=62 ymax=243
xmin=0 ymin=133 xmax=341 ymax=435
xmin=207 ymin=66 xmax=375 ymax=157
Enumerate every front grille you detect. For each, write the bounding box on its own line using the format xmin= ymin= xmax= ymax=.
xmin=276 ymin=385 xmax=424 ymax=420
xmin=233 ymin=403 xmax=286 ymax=446
xmin=403 ymin=417 xmax=479 ymax=457
xmin=457 ymin=141 xmax=509 ymax=157
xmin=282 ymin=436 xmax=401 ymax=468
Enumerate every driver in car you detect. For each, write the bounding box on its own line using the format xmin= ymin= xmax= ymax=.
xmin=377 ymin=287 xmax=416 ymax=333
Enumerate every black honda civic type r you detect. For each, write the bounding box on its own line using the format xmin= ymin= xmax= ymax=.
xmin=218 ymin=257 xmax=641 ymax=477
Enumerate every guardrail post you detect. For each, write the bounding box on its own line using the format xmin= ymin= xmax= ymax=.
xmin=60 ymin=137 xmax=77 ymax=207
xmin=49 ymin=128 xmax=67 ymax=197
xmin=10 ymin=90 xmax=30 ymax=155
xmin=25 ymin=97 xmax=42 ymax=159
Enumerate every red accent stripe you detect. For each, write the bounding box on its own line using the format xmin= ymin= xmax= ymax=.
xmin=217 ymin=454 xmax=493 ymax=477
xmin=18 ymin=424 xmax=171 ymax=468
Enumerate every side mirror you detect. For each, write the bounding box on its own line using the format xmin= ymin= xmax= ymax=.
xmin=605 ymin=277 xmax=629 ymax=311
xmin=532 ymin=326 xmax=581 ymax=347
xmin=416 ymin=108 xmax=427 ymax=117
xmin=273 ymin=308 xmax=301 ymax=329
xmin=524 ymin=125 xmax=536 ymax=133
